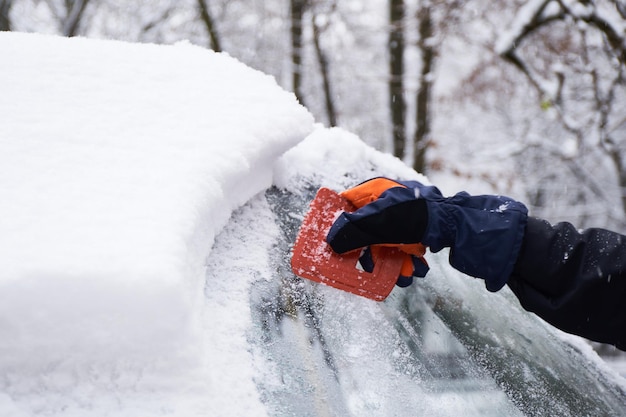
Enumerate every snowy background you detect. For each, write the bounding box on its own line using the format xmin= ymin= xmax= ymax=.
xmin=1 ymin=32 xmax=626 ymax=416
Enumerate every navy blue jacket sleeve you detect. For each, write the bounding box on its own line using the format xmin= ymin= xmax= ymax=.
xmin=507 ymin=217 xmax=626 ymax=350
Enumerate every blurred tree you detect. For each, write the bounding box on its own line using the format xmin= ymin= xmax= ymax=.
xmin=14 ymin=0 xmax=622 ymax=226
xmin=197 ymin=0 xmax=222 ymax=52
xmin=290 ymin=0 xmax=307 ymax=105
xmin=497 ymin=0 xmax=626 ymax=228
xmin=390 ymin=0 xmax=463 ymax=173
xmin=0 ymin=0 xmax=11 ymax=31
xmin=412 ymin=0 xmax=462 ymax=173
xmin=389 ymin=0 xmax=406 ymax=159
xmin=412 ymin=0 xmax=434 ymax=173
xmin=46 ymin=0 xmax=91 ymax=37
xmin=310 ymin=0 xmax=337 ymax=126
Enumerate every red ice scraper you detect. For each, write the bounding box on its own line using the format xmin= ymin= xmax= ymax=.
xmin=291 ymin=187 xmax=405 ymax=301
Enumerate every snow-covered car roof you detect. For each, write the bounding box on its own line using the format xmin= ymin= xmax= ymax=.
xmin=1 ymin=32 xmax=625 ymax=416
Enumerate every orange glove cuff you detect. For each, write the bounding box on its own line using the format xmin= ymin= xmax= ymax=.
xmin=340 ymin=177 xmax=406 ymax=208
xmin=341 ymin=178 xmax=428 ymax=266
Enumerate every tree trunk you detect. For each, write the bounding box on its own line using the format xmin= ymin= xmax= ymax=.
xmin=413 ymin=4 xmax=434 ymax=173
xmin=198 ymin=0 xmax=221 ymax=52
xmin=0 ymin=0 xmax=11 ymax=31
xmin=311 ymin=12 xmax=337 ymax=126
xmin=606 ymin=145 xmax=626 ymax=224
xmin=290 ymin=0 xmax=307 ymax=105
xmin=62 ymin=0 xmax=89 ymax=37
xmin=389 ymin=0 xmax=406 ymax=158
xmin=616 ymin=156 xmax=626 ymax=222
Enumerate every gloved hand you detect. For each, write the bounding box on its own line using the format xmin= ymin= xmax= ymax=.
xmin=329 ymin=177 xmax=430 ymax=287
xmin=327 ymin=177 xmax=529 ymax=292
xmin=356 ymin=246 xmax=428 ymax=287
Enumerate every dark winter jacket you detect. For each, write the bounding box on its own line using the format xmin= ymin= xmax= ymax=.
xmin=508 ymin=217 xmax=626 ymax=350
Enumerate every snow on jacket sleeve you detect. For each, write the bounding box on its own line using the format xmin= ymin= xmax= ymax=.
xmin=507 ymin=217 xmax=626 ymax=350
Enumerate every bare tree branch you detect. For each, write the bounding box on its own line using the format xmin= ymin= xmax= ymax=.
xmin=62 ymin=0 xmax=90 ymax=37
xmin=556 ymin=0 xmax=626 ymax=65
xmin=198 ymin=0 xmax=222 ymax=52
xmin=389 ymin=0 xmax=406 ymax=158
xmin=311 ymin=10 xmax=337 ymax=127
xmin=616 ymin=0 xmax=626 ymax=19
xmin=413 ymin=2 xmax=434 ymax=173
xmin=140 ymin=7 xmax=174 ymax=35
xmin=290 ymin=0 xmax=307 ymax=105
xmin=498 ymin=6 xmax=566 ymax=100
xmin=498 ymin=0 xmax=626 ymax=224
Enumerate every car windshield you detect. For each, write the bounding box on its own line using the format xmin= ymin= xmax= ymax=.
xmin=208 ymin=130 xmax=626 ymax=417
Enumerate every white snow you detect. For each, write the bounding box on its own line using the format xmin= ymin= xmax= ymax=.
xmin=0 ymin=32 xmax=313 ymax=415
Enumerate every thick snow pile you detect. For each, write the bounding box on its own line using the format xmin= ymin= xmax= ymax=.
xmin=0 ymin=32 xmax=313 ymax=415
